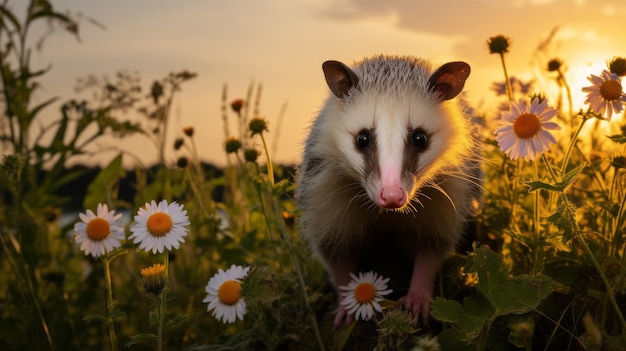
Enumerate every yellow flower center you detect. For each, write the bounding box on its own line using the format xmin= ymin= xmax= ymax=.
xmin=513 ymin=113 xmax=541 ymax=139
xmin=141 ymin=263 xmax=166 ymax=278
xmin=354 ymin=282 xmax=376 ymax=304
xmin=86 ymin=218 xmax=110 ymax=241
xmin=140 ymin=264 xmax=167 ymax=296
xmin=218 ymin=280 xmax=242 ymax=305
xmin=600 ymin=79 xmax=623 ymax=101
xmin=146 ymin=212 xmax=173 ymax=237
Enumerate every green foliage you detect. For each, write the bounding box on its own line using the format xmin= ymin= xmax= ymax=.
xmin=2 ymin=3 xmax=626 ymax=350
xmin=432 ymin=246 xmax=553 ymax=350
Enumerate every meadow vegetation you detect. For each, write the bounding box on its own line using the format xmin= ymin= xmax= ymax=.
xmin=1 ymin=2 xmax=626 ymax=350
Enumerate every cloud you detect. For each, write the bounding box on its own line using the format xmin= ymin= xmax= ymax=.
xmin=321 ymin=0 xmax=625 ymax=65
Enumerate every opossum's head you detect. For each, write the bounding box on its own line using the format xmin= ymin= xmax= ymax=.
xmin=320 ymin=56 xmax=471 ymax=210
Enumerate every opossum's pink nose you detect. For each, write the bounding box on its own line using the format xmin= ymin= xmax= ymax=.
xmin=377 ymin=186 xmax=407 ymax=209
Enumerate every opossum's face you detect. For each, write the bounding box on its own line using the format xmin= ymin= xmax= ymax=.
xmin=321 ymin=59 xmax=471 ymax=210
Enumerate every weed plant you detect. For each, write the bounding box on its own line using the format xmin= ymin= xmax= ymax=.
xmin=1 ymin=2 xmax=626 ymax=350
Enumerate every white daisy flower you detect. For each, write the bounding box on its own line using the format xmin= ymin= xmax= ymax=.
xmin=203 ymin=264 xmax=251 ymax=324
xmin=73 ymin=203 xmax=125 ymax=258
xmin=495 ymin=97 xmax=561 ymax=161
xmin=339 ymin=271 xmax=393 ymax=321
xmin=582 ymin=69 xmax=626 ymax=121
xmin=129 ymin=200 xmax=190 ymax=254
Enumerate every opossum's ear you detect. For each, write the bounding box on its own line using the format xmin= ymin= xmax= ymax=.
xmin=428 ymin=61 xmax=470 ymax=101
xmin=322 ymin=60 xmax=359 ymax=99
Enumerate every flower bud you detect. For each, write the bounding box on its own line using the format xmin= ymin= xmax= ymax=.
xmin=174 ymin=138 xmax=184 ymax=150
xmin=225 ymin=137 xmax=242 ymax=154
xmin=243 ymin=148 xmax=260 ymax=163
xmin=140 ymin=263 xmax=167 ymax=297
xmin=249 ymin=117 xmax=268 ymax=136
xmin=230 ymin=99 xmax=244 ymax=114
xmin=609 ymin=57 xmax=626 ymax=76
xmin=547 ymin=58 xmax=563 ymax=72
xmin=183 ymin=126 xmax=194 ymax=137
xmin=611 ymin=155 xmax=626 ymax=170
xmin=487 ymin=35 xmax=511 ymax=55
xmin=176 ymin=156 xmax=188 ymax=169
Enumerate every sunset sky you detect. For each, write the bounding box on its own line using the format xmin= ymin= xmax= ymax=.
xmin=25 ymin=0 xmax=626 ymax=167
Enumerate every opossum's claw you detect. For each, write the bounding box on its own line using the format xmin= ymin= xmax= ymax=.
xmin=398 ymin=292 xmax=431 ymax=325
xmin=332 ymin=305 xmax=354 ymax=331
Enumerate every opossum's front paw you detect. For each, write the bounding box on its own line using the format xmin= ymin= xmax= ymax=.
xmin=398 ymin=291 xmax=431 ymax=324
xmin=332 ymin=304 xmax=354 ymax=331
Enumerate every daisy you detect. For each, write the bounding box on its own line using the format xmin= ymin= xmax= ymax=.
xmin=582 ymin=70 xmax=626 ymax=121
xmin=494 ymin=97 xmax=560 ymax=161
xmin=129 ymin=200 xmax=190 ymax=254
xmin=140 ymin=263 xmax=167 ymax=297
xmin=203 ymin=265 xmax=251 ymax=323
xmin=73 ymin=203 xmax=125 ymax=258
xmin=339 ymin=271 xmax=393 ymax=321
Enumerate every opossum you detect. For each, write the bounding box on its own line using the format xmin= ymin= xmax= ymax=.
xmin=295 ymin=55 xmax=481 ymax=328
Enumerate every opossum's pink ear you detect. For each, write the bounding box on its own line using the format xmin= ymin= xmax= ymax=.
xmin=428 ymin=62 xmax=470 ymax=101
xmin=322 ymin=60 xmax=359 ymax=99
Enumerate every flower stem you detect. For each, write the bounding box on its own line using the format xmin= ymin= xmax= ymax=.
xmin=532 ymin=159 xmax=541 ymax=276
xmin=253 ymin=164 xmax=276 ymax=242
xmin=576 ymin=235 xmax=626 ymax=332
xmin=560 ymin=113 xmax=589 ymax=176
xmin=557 ymin=69 xmax=574 ymax=118
xmin=104 ymin=255 xmax=118 ymax=351
xmin=542 ymin=152 xmax=626 ymax=332
xmin=499 ymin=53 xmax=514 ymax=102
xmin=259 ymin=133 xmax=274 ymax=187
xmin=157 ymin=252 xmax=169 ymax=351
xmin=258 ymin=131 xmax=326 ymax=351
xmin=611 ymin=186 xmax=626 ymax=257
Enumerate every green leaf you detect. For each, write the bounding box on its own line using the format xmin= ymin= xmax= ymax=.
xmin=525 ymin=180 xmax=563 ymax=192
xmin=561 ymin=163 xmax=586 ymax=188
xmin=430 ymin=297 xmax=488 ymax=343
xmin=472 ymin=246 xmax=553 ymax=317
xmin=167 ymin=314 xmax=187 ymax=327
xmin=125 ymin=333 xmax=157 ymax=348
xmin=525 ymin=163 xmax=585 ymax=193
xmin=0 ymin=6 xmax=22 ymax=33
xmin=607 ymin=134 xmax=626 ymax=144
xmin=83 ymin=313 xmax=107 ymax=323
xmin=48 ymin=109 xmax=69 ymax=153
xmin=108 ymin=308 xmax=125 ymax=320
xmin=27 ymin=95 xmax=57 ymax=121
xmin=547 ymin=201 xmax=579 ymax=242
xmin=83 ymin=154 xmax=126 ymax=209
xmin=104 ymin=248 xmax=128 ymax=262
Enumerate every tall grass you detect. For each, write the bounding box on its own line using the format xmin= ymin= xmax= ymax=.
xmin=1 ymin=1 xmax=626 ymax=350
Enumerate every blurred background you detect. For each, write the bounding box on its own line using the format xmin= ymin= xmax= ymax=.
xmin=20 ymin=0 xmax=626 ymax=168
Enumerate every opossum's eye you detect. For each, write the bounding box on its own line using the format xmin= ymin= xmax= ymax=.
xmin=410 ymin=129 xmax=428 ymax=149
xmin=355 ymin=130 xmax=371 ymax=150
